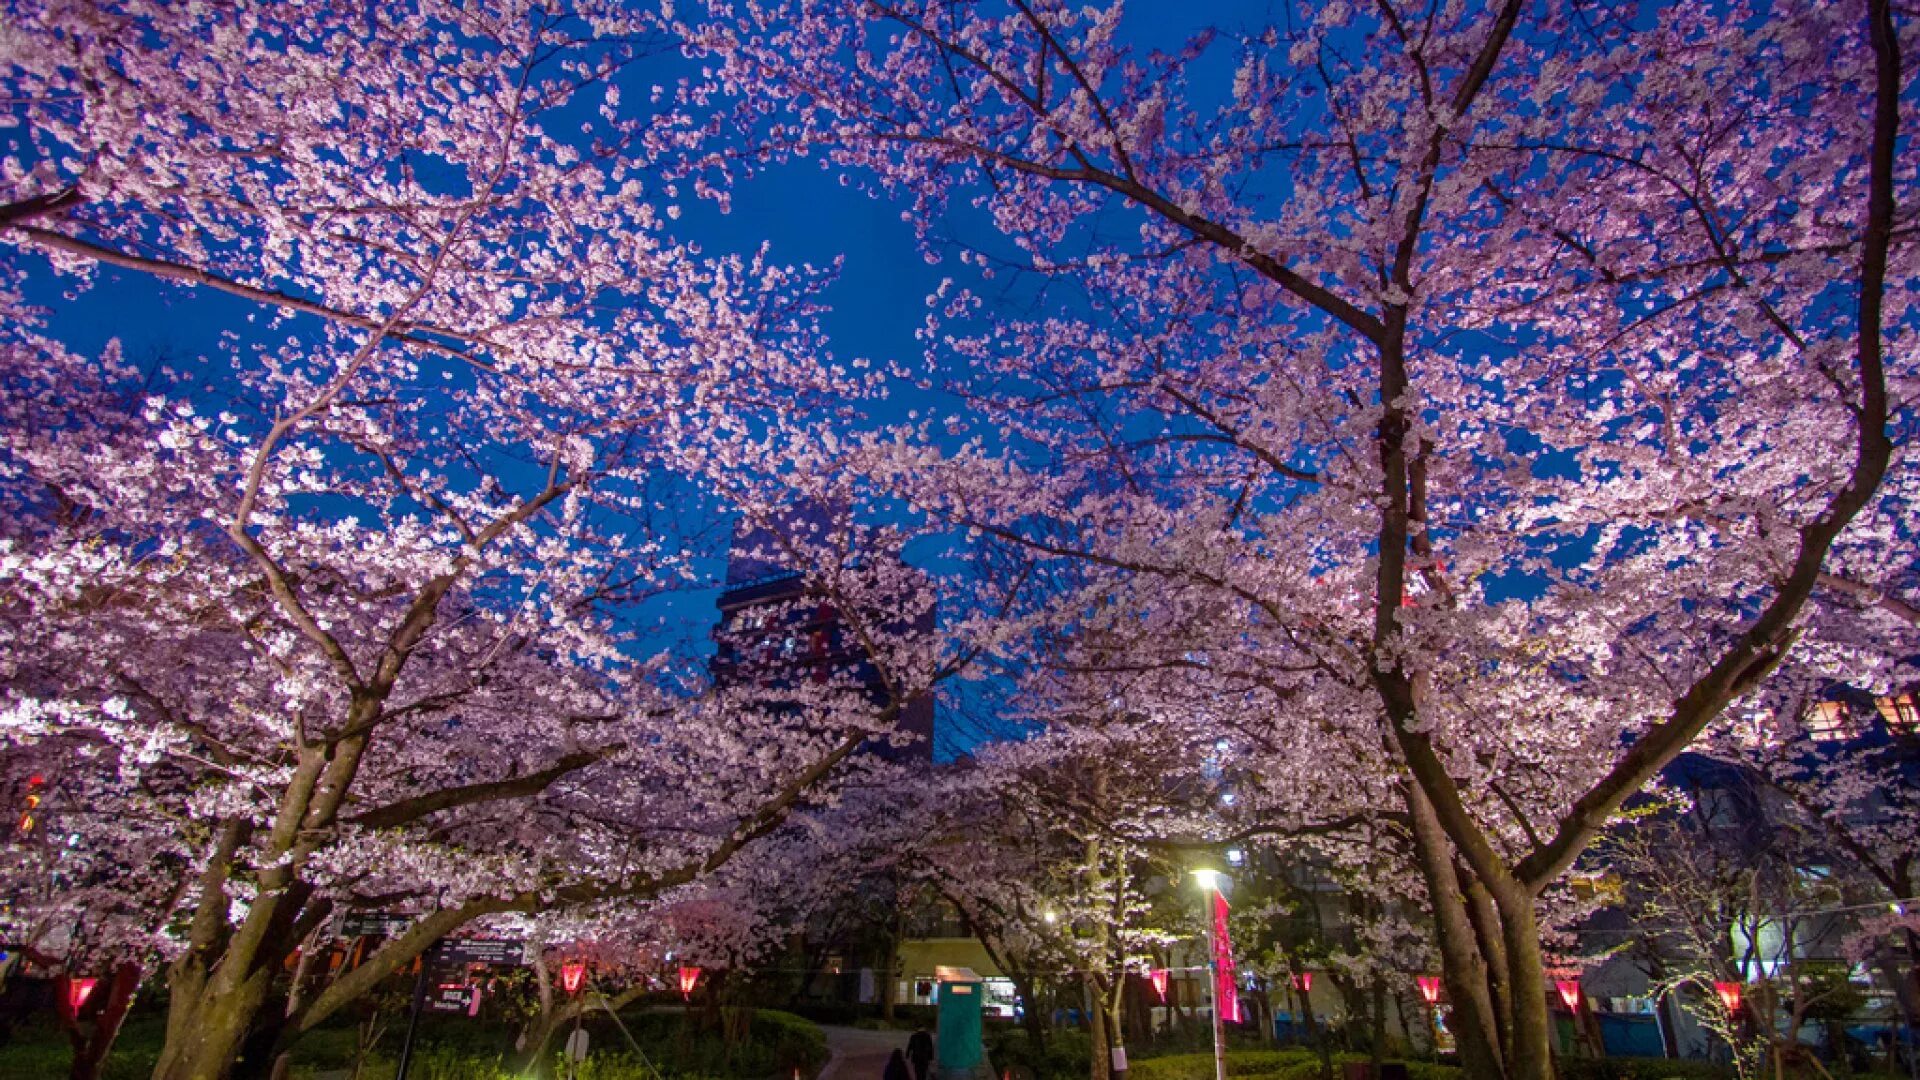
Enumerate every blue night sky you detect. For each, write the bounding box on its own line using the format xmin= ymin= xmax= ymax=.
xmin=12 ymin=0 xmax=1294 ymax=753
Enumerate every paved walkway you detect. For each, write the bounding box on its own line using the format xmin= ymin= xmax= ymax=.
xmin=817 ymin=1025 xmax=911 ymax=1080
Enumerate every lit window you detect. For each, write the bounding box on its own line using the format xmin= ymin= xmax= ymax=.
xmin=1874 ymin=693 xmax=1919 ymax=736
xmin=1804 ymin=700 xmax=1864 ymax=743
xmin=1571 ymin=873 xmax=1623 ymax=904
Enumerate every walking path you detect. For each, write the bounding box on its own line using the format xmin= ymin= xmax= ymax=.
xmin=817 ymin=1025 xmax=911 ymax=1080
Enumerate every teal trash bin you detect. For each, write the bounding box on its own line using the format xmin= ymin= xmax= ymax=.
xmin=935 ymin=967 xmax=986 ymax=1074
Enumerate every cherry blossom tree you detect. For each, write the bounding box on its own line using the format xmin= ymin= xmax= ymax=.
xmin=1706 ymin=668 xmax=1920 ymax=1030
xmin=678 ymin=2 xmax=1920 ymax=1078
xmin=923 ymin=726 xmax=1190 ymax=1080
xmin=0 ymin=3 xmax=1012 ymax=1078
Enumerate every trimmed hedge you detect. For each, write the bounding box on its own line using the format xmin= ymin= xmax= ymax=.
xmin=1261 ymin=1054 xmax=1459 ymax=1080
xmin=1128 ymin=1050 xmax=1317 ymax=1080
xmin=988 ymin=1028 xmax=1097 ymax=1080
xmin=1557 ymin=1061 xmax=1737 ymax=1080
xmin=596 ymin=1007 xmax=828 ymax=1077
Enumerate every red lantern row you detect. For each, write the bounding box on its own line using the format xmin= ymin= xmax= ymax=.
xmin=554 ymin=960 xmax=702 ymax=1000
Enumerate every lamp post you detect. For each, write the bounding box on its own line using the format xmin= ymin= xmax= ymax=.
xmin=561 ymin=959 xmax=589 ymax=1080
xmin=1416 ymin=976 xmax=1443 ymax=1060
xmin=1193 ymin=868 xmax=1228 ymax=1080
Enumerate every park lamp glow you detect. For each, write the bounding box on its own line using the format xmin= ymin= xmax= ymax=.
xmin=1191 ymin=867 xmax=1222 ymax=892
xmin=1416 ymin=975 xmax=1443 ymax=1006
xmin=1713 ymin=980 xmax=1743 ymax=1015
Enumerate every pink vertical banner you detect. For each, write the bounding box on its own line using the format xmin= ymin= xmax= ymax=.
xmin=1212 ymin=891 xmax=1242 ymax=1023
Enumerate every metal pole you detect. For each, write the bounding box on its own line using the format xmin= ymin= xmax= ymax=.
xmin=1205 ymin=887 xmax=1226 ymax=1080
xmin=395 ymin=946 xmax=434 ymax=1080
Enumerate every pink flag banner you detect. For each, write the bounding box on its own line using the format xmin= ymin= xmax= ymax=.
xmin=1212 ymin=891 xmax=1242 ymax=1023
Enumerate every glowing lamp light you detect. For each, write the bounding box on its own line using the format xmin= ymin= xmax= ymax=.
xmin=1416 ymin=976 xmax=1443 ymax=1006
xmin=1555 ymin=980 xmax=1582 ymax=1011
xmin=1191 ymin=867 xmax=1221 ymax=892
xmin=1292 ymin=972 xmax=1313 ymax=994
xmin=1149 ymin=968 xmax=1170 ymax=1002
xmin=17 ymin=774 xmax=44 ymax=837
xmin=678 ymin=965 xmax=702 ymax=1000
xmin=67 ymin=976 xmax=98 ymax=1016
xmin=1713 ymin=981 xmax=1742 ymax=1015
xmin=560 ymin=960 xmax=587 ymax=996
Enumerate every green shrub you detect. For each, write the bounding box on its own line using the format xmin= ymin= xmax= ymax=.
xmin=1128 ymin=1049 xmax=1317 ymax=1080
xmin=1262 ymin=1052 xmax=1461 ymax=1080
xmin=1557 ymin=1061 xmax=1737 ymax=1080
xmin=748 ymin=1008 xmax=831 ymax=1070
xmin=988 ymin=1027 xmax=1096 ymax=1080
xmin=591 ymin=1007 xmax=825 ymax=1078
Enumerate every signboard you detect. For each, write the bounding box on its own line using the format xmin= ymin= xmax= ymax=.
xmin=426 ymin=982 xmax=478 ymax=1015
xmin=339 ymin=912 xmax=412 ymax=938
xmin=435 ymin=938 xmax=525 ymax=966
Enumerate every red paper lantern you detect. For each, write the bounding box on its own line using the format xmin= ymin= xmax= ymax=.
xmin=560 ymin=960 xmax=587 ymax=996
xmin=1416 ymin=976 xmax=1443 ymax=1006
xmin=1148 ymin=968 xmax=1170 ymax=1002
xmin=679 ymin=965 xmax=702 ymax=999
xmin=1713 ymin=981 xmax=1742 ymax=1015
xmin=67 ymin=976 xmax=97 ymax=1017
xmin=1292 ymin=972 xmax=1313 ymax=994
xmin=1555 ymin=980 xmax=1582 ymax=1011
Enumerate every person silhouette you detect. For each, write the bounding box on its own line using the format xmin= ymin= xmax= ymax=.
xmin=885 ymin=1048 xmax=914 ymax=1080
xmin=906 ymin=1026 xmax=935 ymax=1080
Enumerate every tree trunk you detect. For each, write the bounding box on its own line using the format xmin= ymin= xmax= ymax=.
xmin=1295 ymin=984 xmax=1332 ymax=1080
xmin=1368 ymin=976 xmax=1385 ymax=1077
xmin=519 ymin=1001 xmax=582 ymax=1079
xmin=883 ymin=906 xmax=903 ymax=1024
xmin=1401 ymin=781 xmax=1505 ymax=1078
xmin=518 ymin=952 xmax=564 ymax=1079
xmin=1016 ymin=972 xmax=1048 ymax=1053
xmin=1086 ymin=976 xmax=1122 ymax=1080
xmin=1491 ymin=890 xmax=1554 ymax=1080
xmin=150 ymin=973 xmax=275 ymax=1080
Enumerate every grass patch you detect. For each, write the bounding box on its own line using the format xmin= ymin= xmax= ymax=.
xmin=0 ymin=1006 xmax=826 ymax=1080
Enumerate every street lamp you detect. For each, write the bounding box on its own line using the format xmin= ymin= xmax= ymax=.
xmin=1192 ymin=868 xmax=1228 ymax=1080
